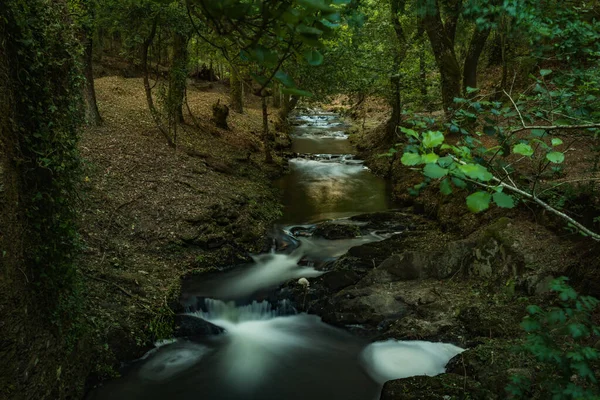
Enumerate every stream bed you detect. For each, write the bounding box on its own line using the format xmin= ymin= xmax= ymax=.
xmin=89 ymin=111 xmax=463 ymax=400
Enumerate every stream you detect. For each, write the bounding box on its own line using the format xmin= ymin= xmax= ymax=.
xmin=89 ymin=111 xmax=463 ymax=400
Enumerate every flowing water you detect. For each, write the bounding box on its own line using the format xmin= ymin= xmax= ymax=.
xmin=89 ymin=111 xmax=463 ymax=400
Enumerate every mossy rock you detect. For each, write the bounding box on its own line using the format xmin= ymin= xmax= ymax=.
xmin=381 ymin=373 xmax=494 ymax=400
xmin=313 ymin=222 xmax=361 ymax=240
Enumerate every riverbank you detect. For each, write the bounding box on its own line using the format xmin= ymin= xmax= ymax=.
xmin=325 ymin=105 xmax=600 ymax=398
xmin=0 ymin=76 xmax=288 ymax=399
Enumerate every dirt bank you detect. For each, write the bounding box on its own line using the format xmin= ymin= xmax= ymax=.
xmin=0 ymin=76 xmax=288 ymax=400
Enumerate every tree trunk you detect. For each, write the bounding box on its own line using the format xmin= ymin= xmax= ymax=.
xmin=170 ymin=31 xmax=188 ymax=124
xmin=272 ymin=82 xmax=281 ymax=108
xmin=463 ymin=26 xmax=491 ymax=94
xmin=229 ymin=66 xmax=244 ymax=113
xmin=422 ymin=0 xmax=461 ymax=116
xmin=83 ymin=33 xmax=102 ymax=126
xmin=262 ymin=96 xmax=273 ymax=163
xmin=386 ymin=0 xmax=409 ymax=140
xmin=142 ymin=19 xmax=174 ymax=147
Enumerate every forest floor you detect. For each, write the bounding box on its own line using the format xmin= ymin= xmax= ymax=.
xmin=74 ymin=76 xmax=287 ymax=392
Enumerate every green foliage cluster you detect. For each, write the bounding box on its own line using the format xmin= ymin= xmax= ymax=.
xmin=507 ymin=278 xmax=600 ymax=399
xmin=2 ymin=0 xmax=84 ymax=325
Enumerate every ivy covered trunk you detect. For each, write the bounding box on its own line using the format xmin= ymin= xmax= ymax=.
xmin=230 ymin=66 xmax=244 ymax=113
xmin=1 ymin=0 xmax=85 ymax=396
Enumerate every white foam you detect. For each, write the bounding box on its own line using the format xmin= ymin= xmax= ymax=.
xmin=360 ymin=340 xmax=465 ymax=384
xmin=289 ymin=158 xmax=366 ymax=180
xmin=138 ymin=341 xmax=210 ymax=381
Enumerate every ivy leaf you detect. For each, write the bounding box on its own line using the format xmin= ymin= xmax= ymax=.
xmin=440 ymin=178 xmax=453 ymax=195
xmin=513 ymin=143 xmax=534 ymax=157
xmin=422 ymin=131 xmax=445 ymax=148
xmin=421 ymin=153 xmax=439 ymax=164
xmin=466 ymin=191 xmax=492 ymax=213
xmin=493 ymin=191 xmax=515 ymax=208
xmin=551 ymin=138 xmax=564 ymax=146
xmin=458 ymin=164 xmax=493 ymax=181
xmin=546 ymin=151 xmax=565 ymax=164
xmin=400 ymin=153 xmax=421 ymax=166
xmin=423 ymin=163 xmax=448 ymax=179
xmin=540 ymin=69 xmax=553 ymax=77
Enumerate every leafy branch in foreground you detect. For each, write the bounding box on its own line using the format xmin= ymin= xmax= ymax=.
xmin=387 ymin=67 xmax=600 ymax=241
xmin=507 ymin=277 xmax=600 ymax=400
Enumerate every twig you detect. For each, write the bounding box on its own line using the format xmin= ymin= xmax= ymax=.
xmin=503 ymin=90 xmax=600 ymax=133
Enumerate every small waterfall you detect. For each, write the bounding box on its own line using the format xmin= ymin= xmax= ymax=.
xmin=190 ymin=298 xmax=296 ymax=327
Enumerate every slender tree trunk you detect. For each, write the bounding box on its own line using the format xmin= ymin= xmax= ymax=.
xmin=386 ymin=0 xmax=408 ymax=140
xmin=170 ymin=31 xmax=188 ymax=124
xmin=422 ymin=0 xmax=461 ymax=116
xmin=272 ymin=82 xmax=281 ymax=108
xmin=262 ymin=96 xmax=273 ymax=163
xmin=142 ymin=19 xmax=174 ymax=147
xmin=229 ymin=66 xmax=243 ymax=113
xmin=83 ymin=35 xmax=102 ymax=126
xmin=463 ymin=26 xmax=491 ymax=94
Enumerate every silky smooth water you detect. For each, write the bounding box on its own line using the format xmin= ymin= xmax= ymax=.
xmin=88 ymin=111 xmax=462 ymax=400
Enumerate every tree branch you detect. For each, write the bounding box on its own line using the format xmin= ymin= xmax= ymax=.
xmin=451 ymin=156 xmax=600 ymax=241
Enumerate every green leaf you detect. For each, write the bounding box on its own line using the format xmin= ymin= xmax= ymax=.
xmin=297 ymin=0 xmax=333 ymax=11
xmin=493 ymin=192 xmax=515 ymax=208
xmin=452 ymin=177 xmax=468 ymax=189
xmin=274 ymin=70 xmax=295 ymax=88
xmin=281 ymin=87 xmax=313 ymax=97
xmin=440 ymin=178 xmax=453 ymax=195
xmin=423 ymin=163 xmax=449 ymax=179
xmin=437 ymin=156 xmax=454 ymax=168
xmin=297 ymin=24 xmax=324 ymax=36
xmin=540 ymin=69 xmax=553 ymax=77
xmin=551 ymin=138 xmax=564 ymax=146
xmin=400 ymin=153 xmax=421 ymax=166
xmin=530 ymin=129 xmax=547 ymax=138
xmin=483 ymin=126 xmax=497 ymax=136
xmin=466 ymin=86 xmax=479 ymax=94
xmin=400 ymin=126 xmax=418 ymax=139
xmin=303 ymin=49 xmax=324 ymax=66
xmin=458 ymin=163 xmax=493 ymax=181
xmin=513 ymin=143 xmax=534 ymax=157
xmin=421 ymin=153 xmax=439 ymax=164
xmin=546 ymin=151 xmax=565 ymax=164
xmin=422 ymin=131 xmax=445 ymax=148
xmin=466 ymin=191 xmax=492 ymax=213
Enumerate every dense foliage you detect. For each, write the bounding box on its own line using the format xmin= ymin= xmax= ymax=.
xmin=508 ymin=278 xmax=600 ymax=399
